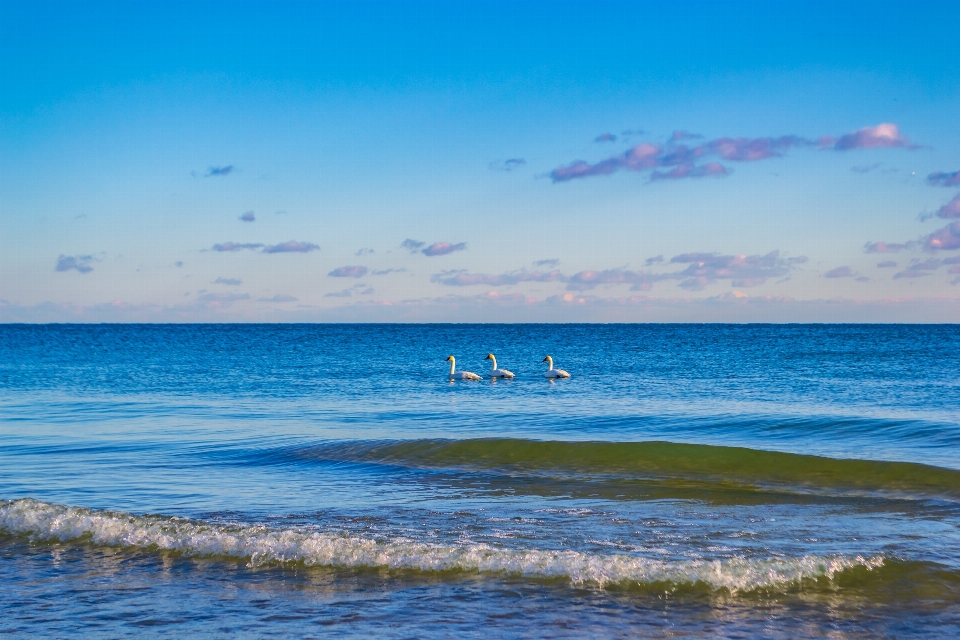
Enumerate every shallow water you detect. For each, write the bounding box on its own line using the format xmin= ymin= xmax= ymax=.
xmin=1 ymin=324 xmax=959 ymax=637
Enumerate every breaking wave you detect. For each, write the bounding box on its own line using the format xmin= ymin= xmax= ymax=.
xmin=1 ymin=498 xmax=884 ymax=593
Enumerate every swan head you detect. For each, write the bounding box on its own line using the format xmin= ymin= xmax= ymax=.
xmin=542 ymin=355 xmax=552 ymax=363
xmin=445 ymin=355 xmax=454 ymax=362
xmin=484 ymin=354 xmax=494 ymax=360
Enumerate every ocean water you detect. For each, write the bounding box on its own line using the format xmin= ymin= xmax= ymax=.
xmin=1 ymin=324 xmax=959 ymax=638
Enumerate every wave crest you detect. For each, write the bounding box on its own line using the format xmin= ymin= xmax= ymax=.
xmin=0 ymin=498 xmax=883 ymax=592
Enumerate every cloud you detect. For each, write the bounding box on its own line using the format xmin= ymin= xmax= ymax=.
xmin=851 ymin=163 xmax=882 ymax=174
xmin=928 ymin=170 xmax=960 ymax=187
xmin=670 ymin=130 xmax=702 ymax=142
xmin=55 ymin=255 xmax=94 ymax=273
xmin=239 ymin=211 xmax=255 ymax=222
xmin=214 ymin=277 xmax=242 ymax=286
xmin=205 ymin=166 xmax=234 ymax=177
xmin=401 ymin=239 xmax=425 ymax=253
xmin=567 ymin=269 xmax=664 ymax=291
xmin=644 ymin=255 xmax=664 ymax=266
xmin=356 ymin=248 xmax=374 ymax=256
xmin=822 ymin=123 xmax=915 ymax=151
xmin=211 ymin=242 xmax=264 ymax=252
xmin=325 ymin=284 xmax=374 ymax=298
xmin=877 ymin=260 xmax=898 ymax=268
xmin=490 ymin=158 xmax=527 ymax=171
xmin=551 ymin=124 xmax=915 ymax=183
xmin=923 ymin=222 xmax=960 ymax=251
xmin=533 ymin=259 xmax=560 ymax=268
xmin=823 ymin=266 xmax=854 ymax=278
xmin=371 ymin=268 xmax=406 ymax=275
xmin=431 ymin=269 xmax=566 ymax=287
xmin=263 ymin=241 xmax=319 ymax=254
xmin=197 ymin=292 xmax=249 ymax=303
xmin=259 ymin=294 xmax=298 ymax=302
xmin=863 ymin=241 xmax=912 ymax=253
xmin=422 ymin=242 xmax=466 ymax=257
xmin=936 ymin=193 xmax=960 ymax=219
xmin=175 ymin=261 xmax=183 ymax=268
xmin=329 ymin=265 xmax=368 ymax=278
xmin=894 ymin=259 xmax=942 ymax=279
xmin=650 ymin=162 xmax=727 ymax=181
xmin=669 ymin=251 xmax=796 ymax=290
xmin=595 ymin=133 xmax=617 ymax=143
xmin=856 ymin=276 xmax=870 ymax=282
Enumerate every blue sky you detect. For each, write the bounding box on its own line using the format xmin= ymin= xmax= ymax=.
xmin=2 ymin=0 xmax=959 ymax=321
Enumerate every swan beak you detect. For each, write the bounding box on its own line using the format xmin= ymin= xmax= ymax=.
xmin=484 ymin=354 xmax=491 ymax=360
xmin=542 ymin=357 xmax=549 ymax=362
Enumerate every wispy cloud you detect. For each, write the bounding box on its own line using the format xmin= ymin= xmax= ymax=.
xmin=644 ymin=255 xmax=664 ymax=266
xmin=175 ymin=261 xmax=184 ymax=268
xmin=212 ymin=242 xmax=264 ymax=252
xmin=356 ymin=248 xmax=374 ymax=256
xmin=259 ymin=294 xmax=297 ymax=302
xmin=205 ymin=165 xmax=234 ymax=177
xmin=923 ymin=221 xmax=960 ymax=251
xmin=197 ymin=292 xmax=249 ymax=303
xmin=594 ymin=133 xmax=616 ymax=143
xmin=239 ymin=211 xmax=255 ymax=222
xmin=567 ymin=269 xmax=664 ymax=291
xmin=533 ymin=258 xmax=560 ymax=268
xmin=422 ymin=242 xmax=466 ymax=257
xmin=214 ymin=277 xmax=242 ymax=286
xmin=935 ymin=193 xmax=960 ymax=219
xmin=823 ymin=266 xmax=854 ymax=278
xmin=894 ymin=259 xmax=942 ymax=279
xmin=490 ymin=158 xmax=527 ymax=172
xmin=263 ymin=241 xmax=319 ymax=253
xmin=863 ymin=241 xmax=912 ymax=253
xmin=670 ymin=130 xmax=702 ymax=142
xmin=821 ymin=123 xmax=915 ymax=151
xmin=851 ymin=163 xmax=882 ymax=174
xmin=670 ymin=251 xmax=799 ymax=290
xmin=401 ymin=239 xmax=425 ymax=253
xmin=431 ymin=269 xmax=565 ymax=287
xmin=325 ymin=284 xmax=374 ymax=298
xmin=371 ymin=268 xmax=406 ymax=275
xmin=55 ymin=255 xmax=94 ymax=274
xmin=551 ymin=124 xmax=915 ymax=183
xmin=877 ymin=260 xmax=898 ymax=268
xmin=928 ymin=170 xmax=960 ymax=187
xmin=329 ymin=265 xmax=368 ymax=278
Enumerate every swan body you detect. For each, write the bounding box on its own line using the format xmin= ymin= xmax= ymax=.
xmin=484 ymin=353 xmax=515 ymax=378
xmin=446 ymin=356 xmax=481 ymax=380
xmin=542 ymin=355 xmax=570 ymax=378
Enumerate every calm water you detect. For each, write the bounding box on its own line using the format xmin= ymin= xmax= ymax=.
xmin=1 ymin=324 xmax=959 ymax=638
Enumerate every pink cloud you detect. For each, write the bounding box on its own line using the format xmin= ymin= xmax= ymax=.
xmin=567 ymin=269 xmax=662 ymax=291
xmin=263 ymin=241 xmax=319 ymax=253
xmin=928 ymin=170 xmax=960 ymax=187
xmin=936 ymin=193 xmax=960 ymax=219
xmin=707 ymin=136 xmax=806 ymax=161
xmin=924 ymin=222 xmax=960 ymax=251
xmin=329 ymin=265 xmax=368 ymax=278
xmin=650 ymin=162 xmax=727 ymax=181
xmin=212 ymin=242 xmax=264 ymax=252
xmin=670 ymin=251 xmax=794 ymax=290
xmin=824 ymin=123 xmax=914 ymax=151
xmin=824 ymin=266 xmax=853 ymax=278
xmin=863 ymin=241 xmax=912 ymax=253
xmin=422 ymin=242 xmax=466 ymax=256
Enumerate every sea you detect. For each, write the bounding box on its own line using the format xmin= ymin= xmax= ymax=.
xmin=1 ymin=324 xmax=959 ymax=638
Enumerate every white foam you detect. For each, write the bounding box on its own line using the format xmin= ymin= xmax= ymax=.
xmin=0 ymin=499 xmax=883 ymax=592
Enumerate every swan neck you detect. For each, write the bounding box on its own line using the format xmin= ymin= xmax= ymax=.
xmin=449 ymin=358 xmax=456 ymax=376
xmin=489 ymin=356 xmax=497 ymax=370
xmin=545 ymin=356 xmax=553 ymax=369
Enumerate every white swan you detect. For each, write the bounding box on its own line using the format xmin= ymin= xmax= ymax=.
xmin=542 ymin=355 xmax=570 ymax=378
xmin=484 ymin=353 xmax=515 ymax=378
xmin=446 ymin=356 xmax=481 ymax=380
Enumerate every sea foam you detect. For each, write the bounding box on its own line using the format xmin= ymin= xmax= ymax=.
xmin=0 ymin=498 xmax=883 ymax=592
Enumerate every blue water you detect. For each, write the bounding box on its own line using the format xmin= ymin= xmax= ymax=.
xmin=1 ymin=324 xmax=959 ymax=637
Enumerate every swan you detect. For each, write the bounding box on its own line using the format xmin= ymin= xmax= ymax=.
xmin=542 ymin=355 xmax=570 ymax=378
xmin=484 ymin=353 xmax=515 ymax=378
xmin=446 ymin=356 xmax=481 ymax=380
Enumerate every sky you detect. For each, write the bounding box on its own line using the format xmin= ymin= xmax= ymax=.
xmin=1 ymin=0 xmax=959 ymax=322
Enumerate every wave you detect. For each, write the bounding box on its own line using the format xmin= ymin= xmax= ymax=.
xmin=277 ymin=438 xmax=960 ymax=502
xmin=1 ymin=498 xmax=886 ymax=593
